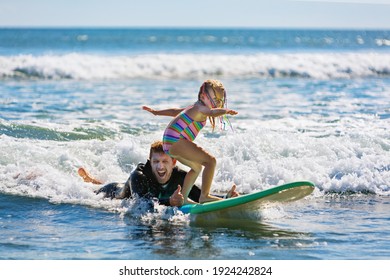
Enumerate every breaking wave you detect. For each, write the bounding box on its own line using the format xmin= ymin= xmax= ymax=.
xmin=1 ymin=52 xmax=390 ymax=80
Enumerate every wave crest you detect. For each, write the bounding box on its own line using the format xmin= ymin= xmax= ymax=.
xmin=1 ymin=52 xmax=390 ymax=80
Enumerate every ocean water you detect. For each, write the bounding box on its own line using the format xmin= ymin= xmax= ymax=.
xmin=0 ymin=28 xmax=389 ymax=260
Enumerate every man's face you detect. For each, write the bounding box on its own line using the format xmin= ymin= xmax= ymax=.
xmin=150 ymin=152 xmax=176 ymax=184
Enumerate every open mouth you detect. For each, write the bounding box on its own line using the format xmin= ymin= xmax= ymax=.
xmin=157 ymin=171 xmax=166 ymax=178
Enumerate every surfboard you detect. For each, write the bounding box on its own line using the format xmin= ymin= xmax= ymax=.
xmin=179 ymin=181 xmax=315 ymax=215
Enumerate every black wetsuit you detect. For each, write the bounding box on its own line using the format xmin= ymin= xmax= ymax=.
xmin=96 ymin=160 xmax=201 ymax=205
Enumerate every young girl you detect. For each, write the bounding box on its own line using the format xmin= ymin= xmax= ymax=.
xmin=142 ymin=79 xmax=238 ymax=204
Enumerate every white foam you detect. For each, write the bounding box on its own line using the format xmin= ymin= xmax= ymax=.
xmin=0 ymin=135 xmax=130 ymax=210
xmin=1 ymin=111 xmax=389 ymax=217
xmin=1 ymin=52 xmax=390 ymax=80
xmin=196 ymin=118 xmax=390 ymax=196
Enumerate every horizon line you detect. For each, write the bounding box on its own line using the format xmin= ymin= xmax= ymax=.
xmin=1 ymin=25 xmax=390 ymax=31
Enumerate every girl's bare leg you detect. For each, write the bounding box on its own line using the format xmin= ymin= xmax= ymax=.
xmin=169 ymin=139 xmax=221 ymax=204
xmin=180 ymin=164 xmax=201 ymax=204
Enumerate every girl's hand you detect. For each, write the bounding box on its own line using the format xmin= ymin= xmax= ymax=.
xmin=142 ymin=106 xmax=155 ymax=115
xmin=227 ymin=109 xmax=238 ymax=115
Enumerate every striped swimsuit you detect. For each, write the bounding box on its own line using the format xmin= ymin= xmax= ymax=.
xmin=163 ymin=111 xmax=206 ymax=155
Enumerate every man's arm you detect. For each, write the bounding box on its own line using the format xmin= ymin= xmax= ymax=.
xmin=129 ymin=165 xmax=173 ymax=205
xmin=129 ymin=168 xmax=152 ymax=198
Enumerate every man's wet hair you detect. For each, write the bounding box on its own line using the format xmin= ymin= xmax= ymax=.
xmin=149 ymin=140 xmax=165 ymax=159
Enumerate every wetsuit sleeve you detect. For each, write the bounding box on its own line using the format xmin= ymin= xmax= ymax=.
xmin=158 ymin=197 xmax=171 ymax=206
xmin=129 ymin=167 xmax=153 ymax=198
xmin=96 ymin=183 xmax=123 ymax=199
xmin=127 ymin=162 xmax=170 ymax=205
xmin=130 ymin=172 xmax=170 ymax=206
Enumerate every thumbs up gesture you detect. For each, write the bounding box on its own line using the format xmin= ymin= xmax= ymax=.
xmin=169 ymin=185 xmax=184 ymax=206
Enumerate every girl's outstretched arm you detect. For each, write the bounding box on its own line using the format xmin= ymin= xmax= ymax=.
xmin=142 ymin=106 xmax=184 ymax=117
xmin=198 ymin=106 xmax=238 ymax=118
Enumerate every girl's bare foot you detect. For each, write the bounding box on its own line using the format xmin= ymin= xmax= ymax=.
xmin=199 ymin=194 xmax=222 ymax=204
xmin=183 ymin=197 xmax=198 ymax=205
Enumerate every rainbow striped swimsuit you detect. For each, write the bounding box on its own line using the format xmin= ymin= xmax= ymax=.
xmin=163 ymin=112 xmax=206 ymax=155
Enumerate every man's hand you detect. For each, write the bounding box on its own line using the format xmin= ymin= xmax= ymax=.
xmin=169 ymin=185 xmax=184 ymax=206
xmin=226 ymin=185 xmax=239 ymax=198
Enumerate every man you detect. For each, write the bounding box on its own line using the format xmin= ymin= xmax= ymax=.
xmin=78 ymin=140 xmax=238 ymax=206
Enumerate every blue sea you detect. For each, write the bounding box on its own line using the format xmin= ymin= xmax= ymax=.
xmin=0 ymin=28 xmax=389 ymax=260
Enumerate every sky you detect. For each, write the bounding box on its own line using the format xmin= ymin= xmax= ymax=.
xmin=0 ymin=0 xmax=389 ymax=29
